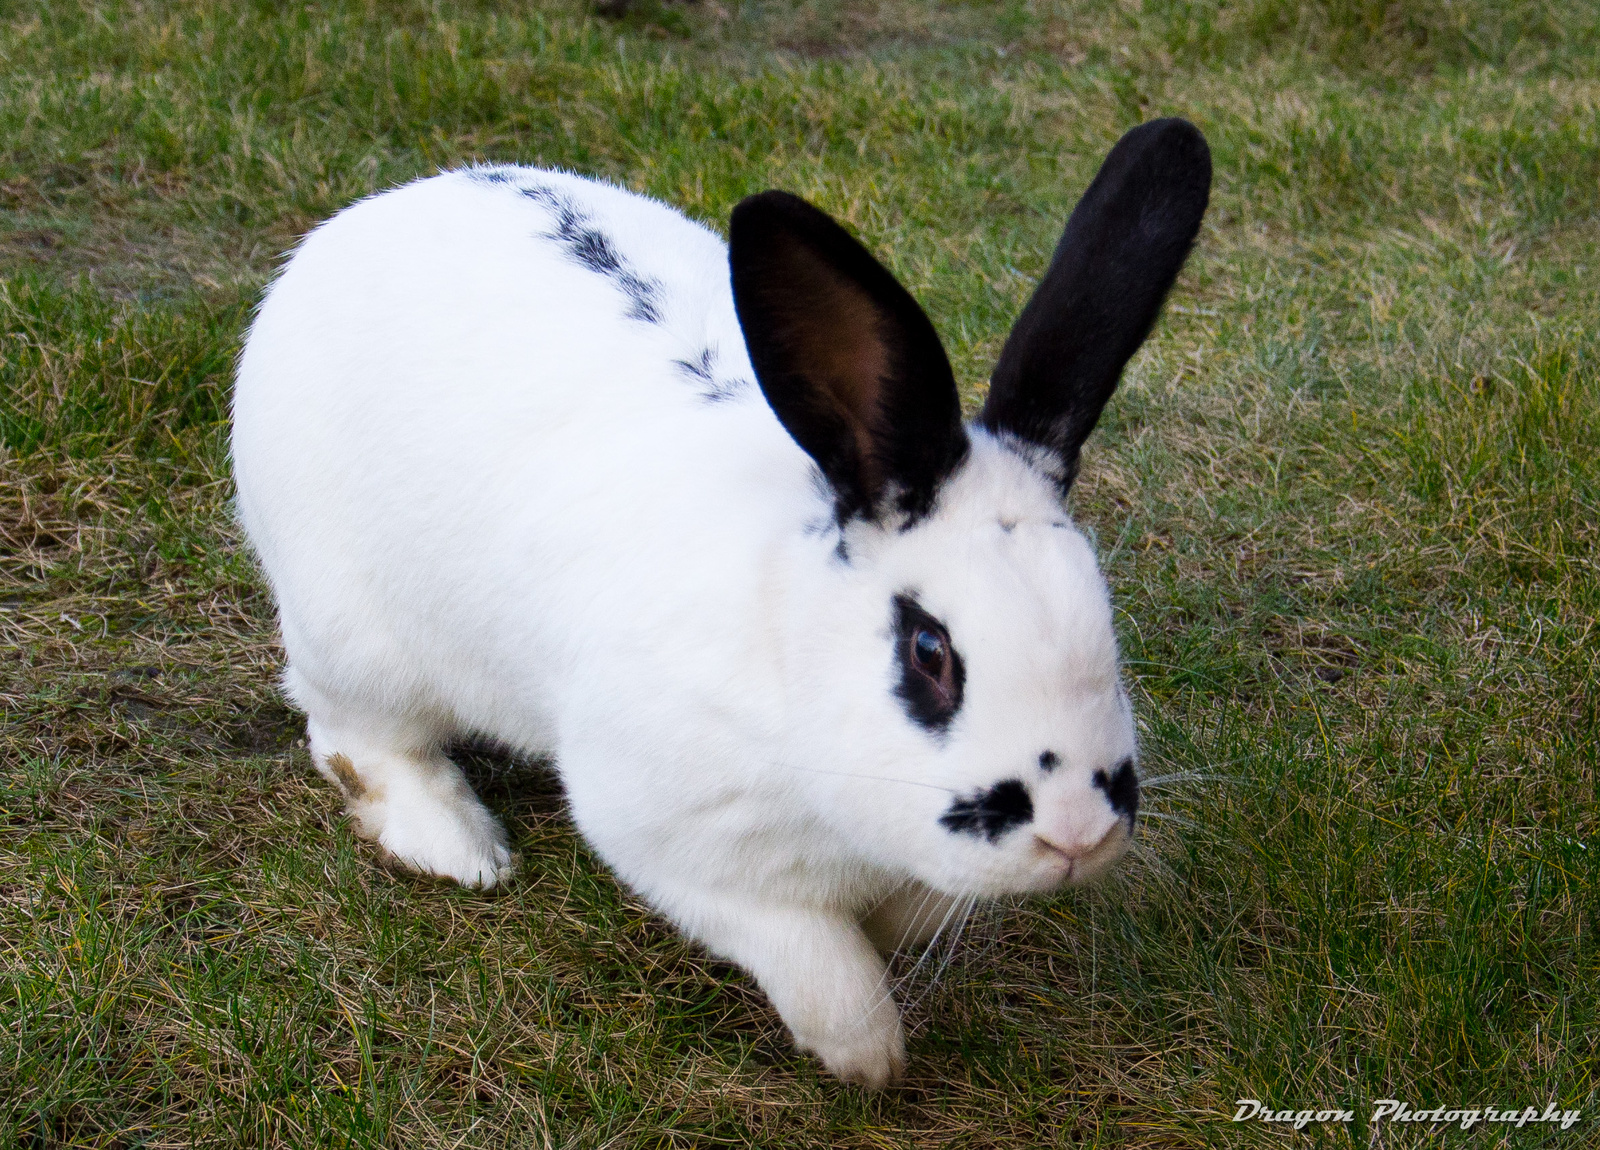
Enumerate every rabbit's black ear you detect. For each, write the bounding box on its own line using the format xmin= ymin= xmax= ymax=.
xmin=979 ymin=118 xmax=1211 ymax=495
xmin=730 ymin=191 xmax=968 ymax=526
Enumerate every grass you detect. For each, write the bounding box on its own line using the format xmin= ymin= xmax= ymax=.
xmin=1 ymin=0 xmax=1596 ymax=1146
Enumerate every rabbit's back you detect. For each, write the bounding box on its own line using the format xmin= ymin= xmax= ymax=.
xmin=237 ymin=167 xmax=758 ymax=474
xmin=233 ymin=169 xmax=810 ymax=752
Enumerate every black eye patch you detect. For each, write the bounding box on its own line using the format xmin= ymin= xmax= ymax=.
xmin=1092 ymin=756 xmax=1139 ymax=824
xmin=892 ymin=593 xmax=965 ymax=734
xmin=939 ymin=778 xmax=1034 ymax=842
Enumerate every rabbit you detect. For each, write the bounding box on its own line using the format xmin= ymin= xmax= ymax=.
xmin=231 ymin=116 xmax=1211 ymax=1087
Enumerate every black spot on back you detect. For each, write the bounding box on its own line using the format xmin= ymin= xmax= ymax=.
xmin=519 ymin=185 xmax=664 ymax=324
xmin=569 ymin=228 xmax=623 ymax=275
xmin=1092 ymin=756 xmax=1139 ymax=824
xmin=673 ymin=348 xmax=750 ymax=403
xmin=940 ymin=778 xmax=1034 ymax=842
xmin=674 ymin=347 xmax=715 ymax=384
xmin=1038 ymin=750 xmax=1059 ymax=773
xmin=704 ymin=378 xmax=752 ymax=403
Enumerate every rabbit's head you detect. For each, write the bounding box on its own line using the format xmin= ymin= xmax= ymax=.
xmin=730 ymin=119 xmax=1210 ymax=899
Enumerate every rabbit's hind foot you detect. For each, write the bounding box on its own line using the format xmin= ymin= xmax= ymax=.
xmin=308 ymin=722 xmax=515 ymax=890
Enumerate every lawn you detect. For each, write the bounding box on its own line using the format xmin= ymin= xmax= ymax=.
xmin=2 ymin=1 xmax=1597 ymax=1146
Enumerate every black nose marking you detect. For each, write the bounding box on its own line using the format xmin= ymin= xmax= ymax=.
xmin=1038 ymin=750 xmax=1059 ymax=773
xmin=1092 ymin=757 xmax=1139 ymax=824
xmin=940 ymin=778 xmax=1034 ymax=843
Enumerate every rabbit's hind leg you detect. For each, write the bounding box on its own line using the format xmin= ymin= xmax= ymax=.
xmin=303 ymin=706 xmax=515 ymax=890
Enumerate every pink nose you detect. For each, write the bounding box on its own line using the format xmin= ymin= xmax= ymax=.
xmin=1034 ymin=821 xmax=1130 ymax=882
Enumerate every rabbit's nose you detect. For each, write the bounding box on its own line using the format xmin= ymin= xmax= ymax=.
xmin=1033 ymin=818 xmax=1128 ymax=864
xmin=1033 ymin=817 xmax=1131 ymax=885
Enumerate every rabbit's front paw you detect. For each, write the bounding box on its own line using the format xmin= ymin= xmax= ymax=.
xmin=801 ymin=1009 xmax=908 ymax=1089
xmin=679 ymin=901 xmax=908 ymax=1087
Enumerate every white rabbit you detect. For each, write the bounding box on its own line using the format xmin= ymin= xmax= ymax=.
xmin=231 ymin=118 xmax=1210 ymax=1087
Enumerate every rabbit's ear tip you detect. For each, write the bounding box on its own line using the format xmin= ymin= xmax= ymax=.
xmin=1123 ymin=115 xmax=1208 ymax=151
xmin=1108 ymin=118 xmax=1213 ymax=200
xmin=1111 ymin=118 xmax=1213 ymax=197
xmin=730 ymin=189 xmax=812 ymax=225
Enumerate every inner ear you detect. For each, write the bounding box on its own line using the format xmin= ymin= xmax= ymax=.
xmin=753 ymin=238 xmax=893 ymax=500
xmin=730 ymin=191 xmax=968 ymax=525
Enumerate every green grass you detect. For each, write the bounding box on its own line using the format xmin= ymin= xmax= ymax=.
xmin=2 ymin=1 xmax=1596 ymax=1146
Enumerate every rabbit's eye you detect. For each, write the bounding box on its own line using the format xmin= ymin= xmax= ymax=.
xmin=892 ymin=593 xmax=964 ymax=733
xmin=909 ymin=627 xmax=957 ymax=706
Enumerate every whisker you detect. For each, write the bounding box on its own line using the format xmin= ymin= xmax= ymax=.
xmin=776 ymin=762 xmax=957 ymax=793
xmin=1122 ymin=842 xmax=1185 ymax=889
xmin=946 ymin=898 xmax=1007 ymax=977
xmin=893 ymin=883 xmax=943 ymax=954
xmin=1137 ymin=771 xmax=1245 ymax=789
xmin=859 ymin=887 xmax=968 ymax=1029
xmin=1136 ymin=810 xmax=1200 ymax=830
xmin=902 ymin=894 xmax=971 ymax=989
xmin=1136 ymin=750 xmax=1260 ymax=774
xmin=902 ymin=893 xmax=982 ymax=1029
xmin=901 ymin=892 xmax=968 ymax=984
xmin=855 ymin=882 xmax=952 ymax=1034
xmin=926 ymin=894 xmax=979 ymax=991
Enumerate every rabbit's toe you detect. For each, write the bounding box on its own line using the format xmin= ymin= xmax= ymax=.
xmin=790 ymin=988 xmax=907 ymax=1089
xmin=374 ymin=784 xmax=516 ymax=890
xmin=806 ymin=1019 xmax=908 ymax=1089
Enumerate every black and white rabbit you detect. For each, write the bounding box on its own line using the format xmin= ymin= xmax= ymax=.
xmin=232 ymin=118 xmax=1211 ymax=1086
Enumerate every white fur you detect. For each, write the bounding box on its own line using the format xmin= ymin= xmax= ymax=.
xmin=232 ymin=167 xmax=1137 ymax=1086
